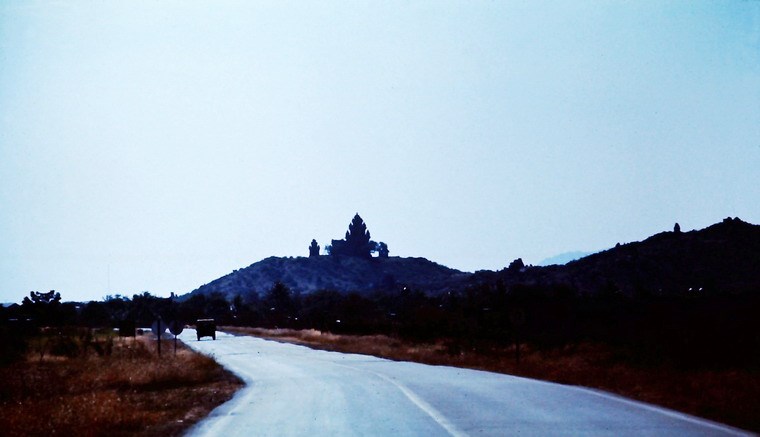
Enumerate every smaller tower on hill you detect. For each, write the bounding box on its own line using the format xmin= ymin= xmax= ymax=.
xmin=309 ymin=239 xmax=320 ymax=257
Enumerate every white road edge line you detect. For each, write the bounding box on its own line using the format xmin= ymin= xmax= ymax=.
xmin=374 ymin=373 xmax=470 ymax=437
xmin=563 ymin=384 xmax=752 ymax=436
xmin=335 ymin=363 xmax=469 ymax=437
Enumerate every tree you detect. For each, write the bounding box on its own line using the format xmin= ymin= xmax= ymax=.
xmin=178 ymin=294 xmax=207 ymax=322
xmin=376 ymin=242 xmax=389 ymax=258
xmin=130 ymin=291 xmax=172 ymax=326
xmin=507 ymin=258 xmax=525 ymax=273
xmin=300 ymin=290 xmax=343 ymax=331
xmin=23 ymin=290 xmax=61 ymax=306
xmin=231 ymin=293 xmax=260 ymax=325
xmin=80 ymin=301 xmax=112 ymax=327
xmin=103 ymin=295 xmax=131 ymax=321
xmin=265 ymin=282 xmax=297 ymax=327
xmin=22 ymin=290 xmax=62 ymax=326
xmin=205 ymin=292 xmax=232 ymax=323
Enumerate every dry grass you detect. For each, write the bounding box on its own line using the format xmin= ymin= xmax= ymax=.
xmin=224 ymin=326 xmax=760 ymax=433
xmin=0 ymin=334 xmax=242 ymax=437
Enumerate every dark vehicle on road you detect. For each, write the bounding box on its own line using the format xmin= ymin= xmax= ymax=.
xmin=195 ymin=319 xmax=216 ymax=341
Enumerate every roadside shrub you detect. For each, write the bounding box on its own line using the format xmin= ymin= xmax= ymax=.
xmin=0 ymin=325 xmax=29 ymax=365
xmin=49 ymin=335 xmax=81 ymax=358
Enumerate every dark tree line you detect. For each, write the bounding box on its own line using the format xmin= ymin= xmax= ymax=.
xmin=3 ymin=279 xmax=758 ymax=370
xmin=2 ymin=291 xmax=179 ymax=329
xmin=217 ymin=281 xmax=760 ymax=370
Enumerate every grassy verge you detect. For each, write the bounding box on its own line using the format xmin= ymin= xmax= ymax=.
xmin=223 ymin=326 xmax=759 ymax=433
xmin=0 ymin=332 xmax=242 ymax=437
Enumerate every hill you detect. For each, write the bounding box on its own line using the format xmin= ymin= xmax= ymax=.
xmin=476 ymin=217 xmax=760 ymax=296
xmin=186 ymin=217 xmax=759 ymax=302
xmin=186 ymin=255 xmax=468 ymax=302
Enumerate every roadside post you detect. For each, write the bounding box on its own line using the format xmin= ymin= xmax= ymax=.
xmin=168 ymin=321 xmax=184 ymax=354
xmin=508 ymin=307 xmax=526 ymax=365
xmin=151 ymin=317 xmax=167 ymax=356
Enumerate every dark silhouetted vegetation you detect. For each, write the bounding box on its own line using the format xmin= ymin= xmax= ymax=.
xmin=183 ymin=278 xmax=760 ymax=372
xmin=0 ymin=332 xmax=242 ymax=437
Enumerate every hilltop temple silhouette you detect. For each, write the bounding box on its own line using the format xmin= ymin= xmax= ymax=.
xmin=309 ymin=214 xmax=388 ymax=258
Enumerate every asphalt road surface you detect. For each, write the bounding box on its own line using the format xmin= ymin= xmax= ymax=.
xmin=179 ymin=330 xmax=750 ymax=436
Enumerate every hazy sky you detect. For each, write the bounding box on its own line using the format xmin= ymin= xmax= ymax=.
xmin=2 ymin=1 xmax=759 ymax=303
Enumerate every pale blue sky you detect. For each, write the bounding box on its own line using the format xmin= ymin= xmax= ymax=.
xmin=1 ymin=1 xmax=759 ymax=303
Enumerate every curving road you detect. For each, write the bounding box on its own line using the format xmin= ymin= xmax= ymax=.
xmin=179 ymin=330 xmax=750 ymax=436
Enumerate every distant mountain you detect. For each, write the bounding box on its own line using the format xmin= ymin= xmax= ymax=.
xmin=537 ymin=251 xmax=595 ymax=266
xmin=186 ymin=256 xmax=468 ymax=302
xmin=187 ymin=217 xmax=760 ymax=302
xmin=476 ymin=217 xmax=760 ymax=296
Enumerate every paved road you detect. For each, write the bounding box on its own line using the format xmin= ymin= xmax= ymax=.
xmin=179 ymin=330 xmax=750 ymax=436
